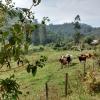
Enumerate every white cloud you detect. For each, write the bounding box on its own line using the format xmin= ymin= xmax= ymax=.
xmin=12 ymin=0 xmax=100 ymax=27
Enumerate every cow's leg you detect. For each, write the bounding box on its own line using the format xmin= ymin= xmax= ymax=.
xmin=61 ymin=64 xmax=63 ymax=69
xmin=64 ymin=64 xmax=67 ymax=68
xmin=79 ymin=60 xmax=81 ymax=63
xmin=67 ymin=61 xmax=70 ymax=67
xmin=68 ymin=62 xmax=69 ymax=67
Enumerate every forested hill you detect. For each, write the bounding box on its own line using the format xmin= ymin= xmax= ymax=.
xmin=1 ymin=16 xmax=100 ymax=37
xmin=46 ymin=23 xmax=100 ymax=36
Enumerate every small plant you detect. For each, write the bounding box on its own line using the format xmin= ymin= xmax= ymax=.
xmin=26 ymin=56 xmax=47 ymax=76
xmin=84 ymin=71 xmax=100 ymax=94
xmin=39 ymin=46 xmax=44 ymax=51
xmin=0 ymin=75 xmax=22 ymax=100
xmin=89 ymin=82 xmax=100 ymax=94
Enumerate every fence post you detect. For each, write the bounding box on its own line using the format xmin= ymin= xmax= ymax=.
xmin=65 ymin=73 xmax=68 ymax=96
xmin=84 ymin=62 xmax=86 ymax=76
xmin=93 ymin=58 xmax=95 ymax=71
xmin=45 ymin=82 xmax=48 ymax=100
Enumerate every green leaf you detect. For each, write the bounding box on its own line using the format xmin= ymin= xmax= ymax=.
xmin=8 ymin=10 xmax=17 ymax=18
xmin=33 ymin=0 xmax=41 ymax=6
xmin=42 ymin=21 xmax=45 ymax=24
xmin=9 ymin=36 xmax=16 ymax=45
xmin=32 ymin=66 xmax=37 ymax=76
xmin=0 ymin=76 xmax=21 ymax=99
xmin=13 ymin=24 xmax=21 ymax=33
xmin=26 ymin=64 xmax=31 ymax=73
xmin=19 ymin=12 xmax=24 ymax=20
xmin=21 ymin=8 xmax=29 ymax=12
xmin=3 ymin=31 xmax=9 ymax=38
xmin=33 ymin=0 xmax=37 ymax=3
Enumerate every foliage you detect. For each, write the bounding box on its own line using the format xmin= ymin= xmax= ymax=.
xmin=52 ymin=41 xmax=75 ymax=51
xmin=73 ymin=32 xmax=81 ymax=44
xmin=84 ymin=71 xmax=100 ymax=94
xmin=74 ymin=15 xmax=81 ymax=29
xmin=0 ymin=75 xmax=22 ymax=100
xmin=84 ymin=35 xmax=94 ymax=45
xmin=32 ymin=46 xmax=44 ymax=52
xmin=53 ymin=42 xmax=65 ymax=50
xmin=0 ymin=0 xmax=42 ymax=67
xmin=39 ymin=17 xmax=50 ymax=45
xmin=0 ymin=0 xmax=42 ymax=99
xmin=32 ymin=0 xmax=41 ymax=6
xmin=26 ymin=56 xmax=47 ymax=76
xmin=41 ymin=17 xmax=50 ymax=25
xmin=73 ymin=15 xmax=81 ymax=44
xmin=39 ymin=46 xmax=44 ymax=51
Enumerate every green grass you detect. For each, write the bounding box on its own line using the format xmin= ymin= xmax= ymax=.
xmin=0 ymin=47 xmax=100 ymax=100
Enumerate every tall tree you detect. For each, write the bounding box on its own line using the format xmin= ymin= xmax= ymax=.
xmin=0 ymin=0 xmax=47 ymax=99
xmin=73 ymin=15 xmax=81 ymax=44
xmin=32 ymin=19 xmax=40 ymax=45
xmin=40 ymin=17 xmax=50 ymax=45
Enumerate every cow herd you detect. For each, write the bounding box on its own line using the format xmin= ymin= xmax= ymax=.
xmin=59 ymin=53 xmax=96 ymax=68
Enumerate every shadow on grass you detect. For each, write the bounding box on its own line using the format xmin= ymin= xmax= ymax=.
xmin=70 ymin=62 xmax=78 ymax=67
xmin=57 ymin=62 xmax=78 ymax=71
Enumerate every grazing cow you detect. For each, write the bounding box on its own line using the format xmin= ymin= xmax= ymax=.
xmin=78 ymin=53 xmax=95 ymax=63
xmin=78 ymin=55 xmax=87 ymax=62
xmin=59 ymin=55 xmax=72 ymax=69
xmin=80 ymin=53 xmax=95 ymax=60
xmin=83 ymin=53 xmax=93 ymax=59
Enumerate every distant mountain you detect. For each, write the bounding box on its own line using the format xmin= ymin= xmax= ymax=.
xmin=1 ymin=16 xmax=100 ymax=39
xmin=1 ymin=16 xmax=99 ymax=37
xmin=46 ymin=23 xmax=100 ymax=37
xmin=88 ymin=27 xmax=100 ymax=34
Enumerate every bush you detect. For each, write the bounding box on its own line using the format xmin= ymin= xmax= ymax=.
xmin=84 ymin=36 xmax=94 ymax=45
xmin=33 ymin=46 xmax=44 ymax=52
xmin=53 ymin=42 xmax=74 ymax=51
xmin=39 ymin=46 xmax=44 ymax=51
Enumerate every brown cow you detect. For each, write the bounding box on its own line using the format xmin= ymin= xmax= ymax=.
xmin=83 ymin=53 xmax=93 ymax=59
xmin=78 ymin=52 xmax=96 ymax=63
xmin=78 ymin=55 xmax=87 ymax=62
xmin=59 ymin=55 xmax=72 ymax=69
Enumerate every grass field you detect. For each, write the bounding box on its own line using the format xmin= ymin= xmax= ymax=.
xmin=0 ymin=47 xmax=100 ymax=100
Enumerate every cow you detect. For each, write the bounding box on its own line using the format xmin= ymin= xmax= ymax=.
xmin=59 ymin=55 xmax=72 ymax=69
xmin=80 ymin=53 xmax=95 ymax=59
xmin=78 ymin=55 xmax=87 ymax=62
xmin=84 ymin=53 xmax=92 ymax=58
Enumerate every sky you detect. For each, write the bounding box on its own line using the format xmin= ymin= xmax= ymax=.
xmin=12 ymin=0 xmax=100 ymax=27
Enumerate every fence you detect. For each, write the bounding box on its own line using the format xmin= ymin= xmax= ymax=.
xmin=18 ymin=72 xmax=78 ymax=100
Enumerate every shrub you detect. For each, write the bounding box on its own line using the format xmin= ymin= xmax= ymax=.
xmin=39 ymin=46 xmax=44 ymax=51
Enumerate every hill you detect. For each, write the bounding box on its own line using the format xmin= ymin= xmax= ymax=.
xmin=87 ymin=27 xmax=100 ymax=38
xmin=47 ymin=23 xmax=100 ymax=37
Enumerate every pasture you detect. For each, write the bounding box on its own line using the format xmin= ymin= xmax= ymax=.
xmin=0 ymin=46 xmax=100 ymax=100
